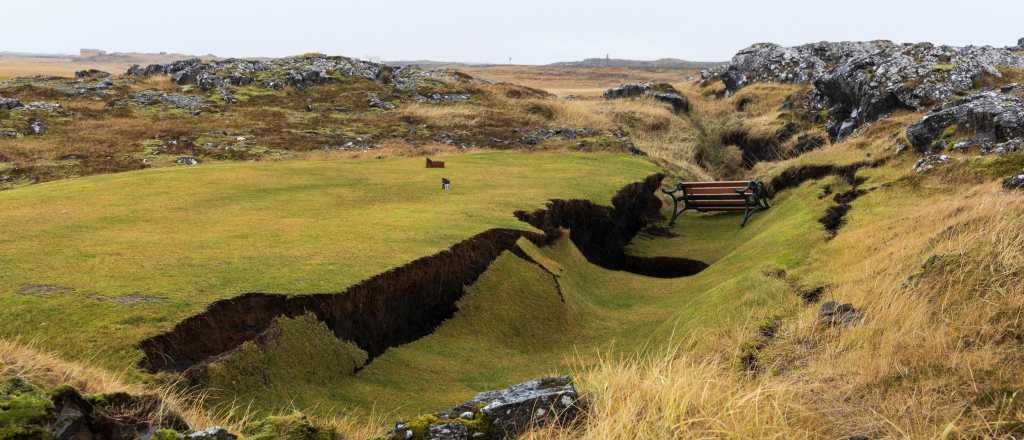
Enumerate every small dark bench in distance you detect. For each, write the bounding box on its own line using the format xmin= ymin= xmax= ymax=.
xmin=426 ymin=158 xmax=445 ymax=168
xmin=662 ymin=180 xmax=770 ymax=227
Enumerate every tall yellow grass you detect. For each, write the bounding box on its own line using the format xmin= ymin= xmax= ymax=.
xmin=526 ymin=348 xmax=828 ymax=439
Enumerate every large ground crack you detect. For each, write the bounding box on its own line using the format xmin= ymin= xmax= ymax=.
xmin=138 ymin=173 xmax=706 ymax=376
xmin=767 ymin=155 xmax=889 ymax=196
xmin=515 ymin=174 xmax=708 ymax=278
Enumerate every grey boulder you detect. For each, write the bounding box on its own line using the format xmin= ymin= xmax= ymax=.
xmin=133 ymin=91 xmax=209 ymax=112
xmin=455 ymin=376 xmax=582 ymax=439
xmin=1003 ymin=171 xmax=1024 ymax=190
xmin=368 ymin=93 xmax=396 ymax=110
xmin=906 ymin=91 xmax=1024 ymax=152
xmin=187 ymin=427 xmax=237 ymax=440
xmin=912 ymin=154 xmax=950 ymax=173
xmin=604 ymin=82 xmax=690 ymax=113
xmin=428 ymin=423 xmax=470 ymax=440
xmin=0 ymin=96 xmax=23 ymax=110
xmin=28 ymin=120 xmax=46 ymax=135
xmin=387 ymin=376 xmax=583 ymax=440
xmin=819 ymin=300 xmax=862 ymax=326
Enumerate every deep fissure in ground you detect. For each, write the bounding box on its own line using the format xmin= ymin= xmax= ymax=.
xmin=138 ymin=174 xmax=707 ymax=377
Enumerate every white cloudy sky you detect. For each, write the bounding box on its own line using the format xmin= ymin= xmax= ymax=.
xmin=3 ymin=0 xmax=1022 ymax=63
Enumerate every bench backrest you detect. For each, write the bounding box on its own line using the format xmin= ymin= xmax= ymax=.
xmin=676 ymin=181 xmax=755 ymax=211
xmin=680 ymin=182 xmax=752 ymax=197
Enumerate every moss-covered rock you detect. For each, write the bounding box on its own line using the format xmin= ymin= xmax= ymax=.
xmin=386 ymin=376 xmax=582 ymax=440
xmin=0 ymin=375 xmax=197 ymax=440
xmin=243 ymin=413 xmax=341 ymax=440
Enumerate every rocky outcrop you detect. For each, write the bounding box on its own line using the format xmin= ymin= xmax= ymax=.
xmin=415 ymin=93 xmax=471 ymax=104
xmin=0 ymin=96 xmax=22 ymax=110
xmin=126 ymin=55 xmax=428 ymax=93
xmin=386 ymin=376 xmax=583 ymax=440
xmin=604 ymin=82 xmax=691 ymax=113
xmin=74 ymin=69 xmax=111 ymax=80
xmin=132 ymin=90 xmax=209 ymax=112
xmin=704 ymin=41 xmax=1024 ymax=139
xmin=912 ymin=154 xmax=950 ymax=173
xmin=906 ymin=90 xmax=1024 ymax=152
xmin=521 ymin=127 xmax=599 ymax=145
xmin=19 ymin=102 xmax=62 ymax=113
xmin=1003 ymin=171 xmax=1024 ymax=190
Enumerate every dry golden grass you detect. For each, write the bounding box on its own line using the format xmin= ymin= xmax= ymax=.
xmin=525 ymin=348 xmax=828 ymax=440
xmin=0 ymin=54 xmax=199 ymax=80
xmin=760 ymin=181 xmax=1024 ymax=438
xmin=0 ymin=57 xmax=138 ymax=80
xmin=0 ymin=338 xmax=251 ymax=432
xmin=0 ymin=337 xmax=389 ymax=437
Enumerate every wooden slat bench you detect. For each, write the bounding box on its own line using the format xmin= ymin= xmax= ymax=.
xmin=662 ymin=180 xmax=770 ymax=227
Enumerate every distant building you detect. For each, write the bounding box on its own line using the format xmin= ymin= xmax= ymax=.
xmin=79 ymin=49 xmax=106 ymax=58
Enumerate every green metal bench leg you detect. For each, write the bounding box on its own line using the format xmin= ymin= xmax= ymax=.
xmin=668 ymin=195 xmax=680 ymax=226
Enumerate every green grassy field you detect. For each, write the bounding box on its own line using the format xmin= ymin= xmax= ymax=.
xmin=0 ymin=144 xmax=834 ymax=420
xmin=0 ymin=152 xmax=657 ymax=370
xmin=186 ymin=166 xmax=833 ymax=418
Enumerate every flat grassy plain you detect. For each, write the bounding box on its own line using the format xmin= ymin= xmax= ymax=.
xmin=0 ymin=54 xmax=193 ymax=79
xmin=457 ymin=65 xmax=695 ymax=96
xmin=0 ymin=152 xmax=657 ymax=370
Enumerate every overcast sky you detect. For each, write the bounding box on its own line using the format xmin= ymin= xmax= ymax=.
xmin=3 ymin=0 xmax=1022 ymax=64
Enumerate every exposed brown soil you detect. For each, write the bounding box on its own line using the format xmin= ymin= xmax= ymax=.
xmin=797 ymin=286 xmax=827 ymax=304
xmin=767 ymin=155 xmax=888 ymax=196
xmin=622 ymin=255 xmax=708 ymax=278
xmin=515 ymin=174 xmax=707 ymax=278
xmin=819 ymin=182 xmax=868 ymax=238
xmin=720 ymin=129 xmax=781 ymax=167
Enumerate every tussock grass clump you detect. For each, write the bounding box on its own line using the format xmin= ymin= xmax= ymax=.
xmin=0 ymin=339 xmax=247 ymax=433
xmin=0 ymin=338 xmax=386 ymax=438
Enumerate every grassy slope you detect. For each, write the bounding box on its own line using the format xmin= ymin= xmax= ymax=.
xmin=0 ymin=152 xmax=657 ymax=369
xmin=199 ymin=166 xmax=830 ymax=420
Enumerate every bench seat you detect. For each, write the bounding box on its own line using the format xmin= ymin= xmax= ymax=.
xmin=661 ymin=180 xmax=770 ymax=227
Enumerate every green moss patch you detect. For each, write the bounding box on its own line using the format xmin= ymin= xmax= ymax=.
xmin=0 ymin=377 xmax=53 ymax=439
xmin=243 ymin=413 xmax=342 ymax=440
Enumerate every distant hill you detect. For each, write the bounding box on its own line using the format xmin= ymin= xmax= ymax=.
xmin=385 ymin=58 xmax=727 ymax=69
xmin=547 ymin=57 xmax=725 ymax=69
xmin=384 ymin=60 xmax=496 ymax=68
xmin=0 ymin=50 xmax=214 ymax=65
